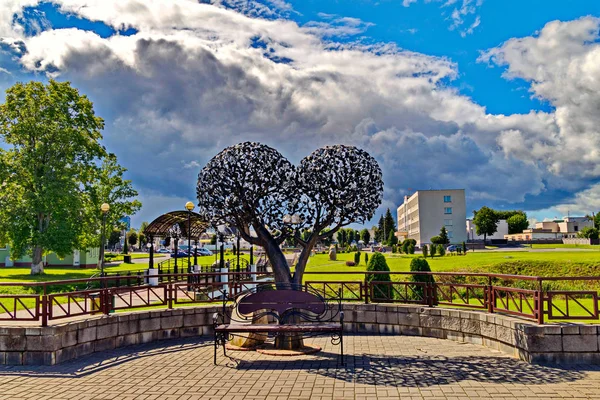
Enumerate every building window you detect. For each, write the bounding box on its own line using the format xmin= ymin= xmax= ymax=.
xmin=444 ymin=195 xmax=452 ymax=203
xmin=448 ymin=231 xmax=453 ymax=239
xmin=574 ymin=226 xmax=578 ymax=232
xmin=444 ymin=219 xmax=453 ymax=226
xmin=444 ymin=207 xmax=452 ymax=214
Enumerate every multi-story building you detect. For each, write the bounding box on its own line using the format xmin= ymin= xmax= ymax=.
xmin=504 ymin=216 xmax=593 ymax=241
xmin=397 ymin=189 xmax=467 ymax=246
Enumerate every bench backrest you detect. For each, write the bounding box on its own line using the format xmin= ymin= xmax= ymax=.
xmin=237 ymin=289 xmax=326 ymax=318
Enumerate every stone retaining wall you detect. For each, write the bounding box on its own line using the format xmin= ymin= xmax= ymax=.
xmin=0 ymin=304 xmax=598 ymax=365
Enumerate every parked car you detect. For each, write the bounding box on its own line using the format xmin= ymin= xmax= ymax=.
xmin=446 ymin=245 xmax=458 ymax=252
xmin=156 ymin=248 xmax=170 ymax=254
xmin=196 ymin=248 xmax=213 ymax=256
xmin=170 ymin=250 xmax=188 ymax=258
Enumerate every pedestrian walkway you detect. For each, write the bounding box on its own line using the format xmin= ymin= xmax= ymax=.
xmin=0 ymin=334 xmax=598 ymax=399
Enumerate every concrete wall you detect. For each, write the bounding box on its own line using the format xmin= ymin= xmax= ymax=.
xmin=2 ymin=304 xmax=600 ymax=366
xmin=563 ymin=238 xmax=600 ymax=245
xmin=417 ymin=190 xmax=467 ymax=245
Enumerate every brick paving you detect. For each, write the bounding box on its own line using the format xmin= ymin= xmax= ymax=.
xmin=0 ymin=334 xmax=599 ymax=399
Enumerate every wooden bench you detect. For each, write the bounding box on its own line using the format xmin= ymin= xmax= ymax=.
xmin=213 ymin=283 xmax=344 ymax=365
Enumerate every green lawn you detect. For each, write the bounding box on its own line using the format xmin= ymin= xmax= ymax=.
xmin=105 ymin=253 xmax=166 ymax=262
xmin=530 ymin=243 xmax=600 ymax=249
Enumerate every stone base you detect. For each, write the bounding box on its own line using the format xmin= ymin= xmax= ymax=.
xmin=256 ymin=343 xmax=321 ymax=357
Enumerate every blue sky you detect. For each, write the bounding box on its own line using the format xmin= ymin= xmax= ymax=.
xmin=1 ymin=0 xmax=600 ymax=228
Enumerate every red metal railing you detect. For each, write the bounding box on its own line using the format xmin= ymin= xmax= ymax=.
xmin=0 ymin=270 xmax=600 ymax=325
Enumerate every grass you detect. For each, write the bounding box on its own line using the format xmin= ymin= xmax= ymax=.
xmin=105 ymin=253 xmax=166 ymax=263
xmin=530 ymin=244 xmax=600 ymax=249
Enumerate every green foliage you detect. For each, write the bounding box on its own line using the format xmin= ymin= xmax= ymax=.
xmin=364 ymin=252 xmax=369 ymax=264
xmin=108 ymin=229 xmax=121 ymax=249
xmin=383 ymin=209 xmax=396 ymax=244
xmin=366 ymin=252 xmax=392 ymax=300
xmin=408 ymin=244 xmax=415 ymax=254
xmin=360 ymin=228 xmax=371 ymax=245
xmin=375 ymin=215 xmax=385 ymax=243
xmin=422 ymin=244 xmax=428 ymax=258
xmin=409 ymin=258 xmax=434 ymax=300
xmin=438 ymin=244 xmax=445 ymax=256
xmin=387 ymin=229 xmax=398 ymax=246
xmin=430 ymin=243 xmax=437 ymax=258
xmin=439 ymin=227 xmax=449 ymax=244
xmin=473 ymin=206 xmax=500 ymax=243
xmin=457 ymin=247 xmax=462 ymax=255
xmin=577 ymin=226 xmax=599 ymax=239
xmin=401 ymin=240 xmax=410 ymax=254
xmin=127 ymin=229 xmax=138 ymax=246
xmin=0 ymin=80 xmax=140 ymax=274
xmin=507 ymin=213 xmax=529 ymax=234
xmin=462 ymin=241 xmax=467 ymax=254
xmin=210 ymin=234 xmax=217 ymax=245
xmin=354 ymin=251 xmax=361 ymax=265
xmin=430 ymin=235 xmax=443 ymax=245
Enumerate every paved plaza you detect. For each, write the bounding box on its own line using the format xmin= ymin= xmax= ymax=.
xmin=0 ymin=334 xmax=598 ymax=400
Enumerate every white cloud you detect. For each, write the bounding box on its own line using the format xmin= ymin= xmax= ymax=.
xmin=0 ymin=1 xmax=598 ymax=224
xmin=402 ymin=0 xmax=484 ymax=37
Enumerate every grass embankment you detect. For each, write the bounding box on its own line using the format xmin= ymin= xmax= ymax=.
xmin=531 ymin=244 xmax=600 ymax=249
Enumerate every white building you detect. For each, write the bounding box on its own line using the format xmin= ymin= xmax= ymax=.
xmin=504 ymin=216 xmax=593 ymax=241
xmin=397 ymin=189 xmax=467 ymax=246
xmin=466 ymin=219 xmax=509 ymax=241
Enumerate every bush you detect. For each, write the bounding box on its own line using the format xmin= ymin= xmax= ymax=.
xmin=345 ymin=260 xmax=356 ymax=266
xmin=401 ymin=241 xmax=409 ymax=254
xmin=438 ymin=244 xmax=445 ymax=257
xmin=408 ymin=244 xmax=415 ymax=254
xmin=409 ymin=258 xmax=435 ymax=301
xmin=430 ymin=235 xmax=443 ymax=245
xmin=457 ymin=247 xmax=462 ymax=255
xmin=366 ymin=252 xmax=392 ymax=300
xmin=422 ymin=244 xmax=428 ymax=258
xmin=354 ymin=251 xmax=361 ymax=265
xmin=391 ymin=245 xmax=397 ymax=253
xmin=462 ymin=241 xmax=467 ymax=254
xmin=430 ymin=243 xmax=437 ymax=258
xmin=364 ymin=253 xmax=369 ymax=264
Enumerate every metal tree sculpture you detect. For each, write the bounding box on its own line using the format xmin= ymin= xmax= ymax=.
xmin=292 ymin=145 xmax=383 ymax=284
xmin=196 ymin=142 xmax=299 ymax=284
xmin=196 ymin=142 xmax=383 ymax=287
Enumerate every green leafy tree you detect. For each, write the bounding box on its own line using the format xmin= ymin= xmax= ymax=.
xmin=430 ymin=243 xmax=437 ymax=258
xmin=347 ymin=229 xmax=355 ymax=245
xmin=138 ymin=221 xmax=149 ymax=249
xmin=366 ymin=252 xmax=392 ymax=300
xmin=462 ymin=241 xmax=467 ymax=254
xmin=430 ymin=235 xmax=443 ymax=244
xmin=127 ymin=229 xmax=138 ymax=247
xmin=376 ymin=215 xmax=385 ymax=243
xmin=383 ymin=208 xmax=396 ymax=244
xmin=409 ymin=258 xmax=434 ymax=301
xmin=422 ymin=244 xmax=428 ymax=258
xmin=408 ymin=243 xmax=415 ymax=254
xmin=507 ymin=213 xmax=529 ymax=234
xmin=364 ymin=252 xmax=369 ymax=264
xmin=401 ymin=240 xmax=410 ymax=254
xmin=577 ymin=226 xmax=599 ymax=239
xmin=354 ymin=251 xmax=361 ymax=265
xmin=319 ymin=228 xmax=333 ymax=246
xmin=337 ymin=229 xmax=347 ymax=247
xmin=108 ymin=229 xmax=121 ymax=250
xmin=438 ymin=244 xmax=445 ymax=256
xmin=0 ymin=80 xmax=107 ymax=274
xmin=387 ymin=229 xmax=398 ymax=246
xmin=360 ymin=228 xmax=371 ymax=245
xmin=439 ymin=226 xmax=449 ymax=244
xmin=473 ymin=206 xmax=500 ymax=244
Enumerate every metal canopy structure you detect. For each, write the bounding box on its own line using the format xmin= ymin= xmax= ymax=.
xmin=143 ymin=210 xmax=209 ymax=239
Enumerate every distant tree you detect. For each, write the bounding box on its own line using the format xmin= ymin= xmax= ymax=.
xmin=383 ymin=208 xmax=396 ymax=244
xmin=164 ymin=236 xmax=171 ymax=247
xmin=127 ymin=229 xmax=137 ymax=247
xmin=367 ymin=252 xmax=391 ymax=300
xmin=577 ymin=226 xmax=599 ymax=240
xmin=438 ymin=244 xmax=445 ymax=256
xmin=473 ymin=206 xmax=500 ymax=244
xmin=347 ymin=229 xmax=355 ymax=245
xmin=387 ymin=230 xmax=398 ymax=246
xmin=462 ymin=241 xmax=467 ymax=254
xmin=376 ymin=215 xmax=385 ymax=243
xmin=354 ymin=251 xmax=361 ymax=265
xmin=430 ymin=243 xmax=437 ymax=258
xmin=422 ymin=244 xmax=428 ymax=258
xmin=320 ymin=228 xmax=333 ymax=247
xmin=108 ymin=229 xmax=121 ymax=249
xmin=439 ymin=227 xmax=449 ymax=244
xmin=360 ymin=228 xmax=371 ymax=245
xmin=337 ymin=229 xmax=347 ymax=247
xmin=430 ymin=236 xmax=443 ymax=245
xmin=507 ymin=213 xmax=529 ymax=234
xmin=364 ymin=252 xmax=369 ymax=264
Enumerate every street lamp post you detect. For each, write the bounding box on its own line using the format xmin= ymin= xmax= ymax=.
xmin=99 ymin=203 xmax=110 ymax=275
xmin=185 ymin=201 xmax=194 ymax=273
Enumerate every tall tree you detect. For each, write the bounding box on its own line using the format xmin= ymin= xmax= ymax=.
xmin=439 ymin=226 xmax=449 ymax=244
xmin=473 ymin=206 xmax=499 ymax=244
xmin=376 ymin=215 xmax=385 ymax=243
xmin=0 ymin=81 xmax=105 ymax=274
xmin=383 ymin=208 xmax=396 ymax=244
xmin=108 ymin=229 xmax=121 ymax=250
xmin=127 ymin=229 xmax=138 ymax=247
xmin=360 ymin=228 xmax=371 ymax=245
